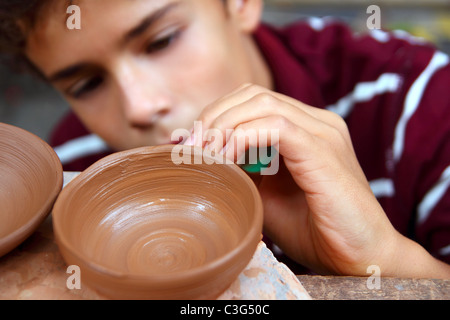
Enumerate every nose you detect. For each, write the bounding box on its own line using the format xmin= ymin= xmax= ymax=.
xmin=116 ymin=61 xmax=171 ymax=129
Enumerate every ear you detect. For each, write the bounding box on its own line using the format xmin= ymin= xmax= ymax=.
xmin=226 ymin=0 xmax=263 ymax=33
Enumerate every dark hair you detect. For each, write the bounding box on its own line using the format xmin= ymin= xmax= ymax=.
xmin=0 ymin=0 xmax=227 ymax=76
xmin=0 ymin=0 xmax=50 ymax=74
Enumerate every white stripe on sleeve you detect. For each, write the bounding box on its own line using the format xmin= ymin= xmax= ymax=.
xmin=417 ymin=165 xmax=450 ymax=225
xmin=53 ymin=134 xmax=109 ymax=165
xmin=306 ymin=16 xmax=336 ymax=31
xmin=370 ymin=178 xmax=395 ymax=198
xmin=326 ymin=73 xmax=402 ymax=118
xmin=393 ymin=51 xmax=449 ymax=163
xmin=439 ymin=244 xmax=450 ymax=257
xmin=370 ymin=29 xmax=428 ymax=45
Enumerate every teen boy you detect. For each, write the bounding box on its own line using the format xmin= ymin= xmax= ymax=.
xmin=1 ymin=0 xmax=449 ymax=278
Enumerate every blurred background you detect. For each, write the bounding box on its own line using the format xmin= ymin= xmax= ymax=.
xmin=1 ymin=0 xmax=449 ymax=143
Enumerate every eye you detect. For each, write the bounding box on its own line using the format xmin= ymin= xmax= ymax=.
xmin=68 ymin=75 xmax=104 ymax=99
xmin=145 ymin=31 xmax=180 ymax=54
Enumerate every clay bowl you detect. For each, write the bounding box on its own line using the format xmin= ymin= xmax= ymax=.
xmin=0 ymin=123 xmax=63 ymax=257
xmin=52 ymin=145 xmax=263 ymax=300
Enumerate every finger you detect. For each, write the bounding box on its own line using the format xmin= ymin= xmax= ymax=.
xmin=217 ymin=115 xmax=316 ymax=172
xmin=204 ymin=95 xmax=330 ymax=155
xmin=198 ymin=84 xmax=322 ymax=130
xmin=200 ymin=85 xmax=352 ymax=150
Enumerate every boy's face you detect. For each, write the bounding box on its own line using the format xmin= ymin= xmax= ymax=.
xmin=25 ymin=0 xmax=267 ymax=150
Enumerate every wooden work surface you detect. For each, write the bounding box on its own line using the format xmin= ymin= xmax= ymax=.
xmin=297 ymin=275 xmax=449 ymax=300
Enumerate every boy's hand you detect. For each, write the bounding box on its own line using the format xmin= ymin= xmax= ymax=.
xmin=184 ymin=84 xmax=449 ymax=278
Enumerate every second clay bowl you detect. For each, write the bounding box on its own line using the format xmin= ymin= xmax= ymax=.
xmin=0 ymin=123 xmax=63 ymax=258
xmin=52 ymin=145 xmax=263 ymax=300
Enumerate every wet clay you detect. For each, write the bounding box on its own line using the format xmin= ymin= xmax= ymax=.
xmin=0 ymin=123 xmax=63 ymax=257
xmin=53 ymin=145 xmax=263 ymax=300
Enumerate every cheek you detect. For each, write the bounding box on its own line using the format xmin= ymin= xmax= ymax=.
xmin=70 ymin=97 xmax=127 ymax=150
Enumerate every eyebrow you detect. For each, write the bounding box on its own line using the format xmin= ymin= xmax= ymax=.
xmin=49 ymin=64 xmax=86 ymax=83
xmin=48 ymin=2 xmax=180 ymax=83
xmin=124 ymin=2 xmax=180 ymax=43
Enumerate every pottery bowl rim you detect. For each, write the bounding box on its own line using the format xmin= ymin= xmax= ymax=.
xmin=0 ymin=122 xmax=63 ymax=257
xmin=52 ymin=145 xmax=264 ymax=284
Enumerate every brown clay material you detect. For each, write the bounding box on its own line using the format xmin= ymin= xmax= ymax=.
xmin=0 ymin=123 xmax=63 ymax=257
xmin=52 ymin=145 xmax=263 ymax=300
